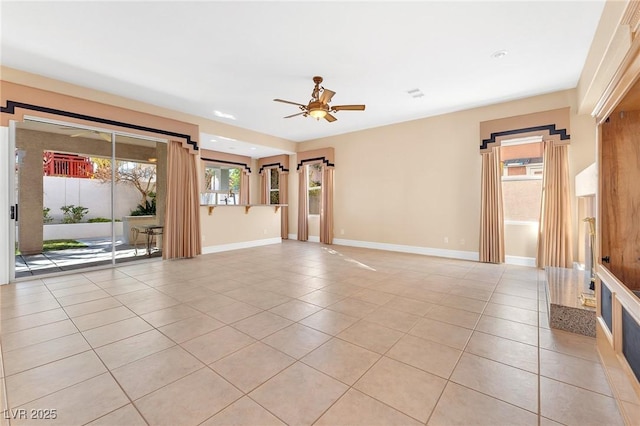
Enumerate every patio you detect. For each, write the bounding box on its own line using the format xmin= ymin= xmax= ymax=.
xmin=16 ymin=237 xmax=161 ymax=278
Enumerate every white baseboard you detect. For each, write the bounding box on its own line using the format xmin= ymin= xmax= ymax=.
xmin=332 ymin=238 xmax=480 ymax=262
xmin=286 ymin=234 xmax=320 ymax=243
xmin=202 ymin=237 xmax=281 ymax=254
xmin=285 ymin=236 xmax=536 ymax=267
xmin=504 ymin=255 xmax=537 ymax=267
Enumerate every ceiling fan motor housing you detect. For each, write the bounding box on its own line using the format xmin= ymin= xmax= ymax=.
xmin=308 ymin=100 xmax=328 ymax=111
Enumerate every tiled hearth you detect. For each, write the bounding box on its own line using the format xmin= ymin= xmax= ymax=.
xmin=544 ymin=267 xmax=596 ymax=337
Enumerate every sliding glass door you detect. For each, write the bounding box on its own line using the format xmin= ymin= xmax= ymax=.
xmin=114 ymin=134 xmax=165 ymax=264
xmin=12 ymin=119 xmax=166 ymax=278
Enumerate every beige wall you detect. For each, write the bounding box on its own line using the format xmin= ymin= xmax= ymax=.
xmin=504 ymin=223 xmax=539 ymax=259
xmin=1 ymin=74 xmax=599 ymax=264
xmin=200 ymin=205 xmax=281 ymax=249
xmin=296 ymin=89 xmax=595 ymax=261
xmin=287 ymin=155 xmax=299 ymax=238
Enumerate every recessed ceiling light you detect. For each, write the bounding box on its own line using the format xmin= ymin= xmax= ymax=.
xmin=218 ymin=135 xmax=237 ymax=141
xmin=491 ymin=50 xmax=508 ymax=59
xmin=210 ymin=139 xmax=217 ymax=142
xmin=213 ymin=110 xmax=236 ymax=120
xmin=250 ymin=147 xmax=257 ymax=150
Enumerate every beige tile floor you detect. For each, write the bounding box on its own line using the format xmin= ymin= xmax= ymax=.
xmin=0 ymin=241 xmax=630 ymax=425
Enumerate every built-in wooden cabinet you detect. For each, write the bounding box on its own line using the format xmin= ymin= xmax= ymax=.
xmin=594 ymin=13 xmax=640 ymax=422
xmin=600 ymin=105 xmax=640 ymax=290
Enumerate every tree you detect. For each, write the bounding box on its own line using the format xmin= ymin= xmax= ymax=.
xmin=92 ymin=158 xmax=156 ymax=205
xmin=229 ymin=168 xmax=241 ymax=192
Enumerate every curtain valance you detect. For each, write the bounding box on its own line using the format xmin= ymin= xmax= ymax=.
xmin=479 ymin=107 xmax=570 ymax=154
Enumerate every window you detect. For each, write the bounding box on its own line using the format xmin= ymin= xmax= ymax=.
xmin=203 ymin=164 xmax=240 ymax=204
xmin=308 ymin=163 xmax=322 ymax=215
xmin=269 ymin=168 xmax=279 ymax=204
xmin=501 ymin=142 xmax=543 ymax=223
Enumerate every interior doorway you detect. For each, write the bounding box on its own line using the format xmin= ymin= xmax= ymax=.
xmin=11 ymin=119 xmax=167 ymax=278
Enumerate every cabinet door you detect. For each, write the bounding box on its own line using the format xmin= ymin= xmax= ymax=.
xmin=601 ymin=109 xmax=640 ymax=289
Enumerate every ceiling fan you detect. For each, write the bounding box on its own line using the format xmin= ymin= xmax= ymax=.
xmin=274 ymin=76 xmax=365 ymax=122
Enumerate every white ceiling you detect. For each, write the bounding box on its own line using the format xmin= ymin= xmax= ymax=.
xmin=1 ymin=1 xmax=606 ymax=148
xmin=202 ymin=132 xmax=295 ymax=158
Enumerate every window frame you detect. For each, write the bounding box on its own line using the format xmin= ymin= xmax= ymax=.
xmin=202 ymin=162 xmax=242 ymax=205
xmin=307 ymin=163 xmax=322 ymax=216
xmin=268 ymin=167 xmax=280 ymax=205
xmin=500 ymin=141 xmax=544 ymax=225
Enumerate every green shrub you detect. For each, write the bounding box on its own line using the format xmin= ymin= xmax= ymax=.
xmin=43 ymin=207 xmax=53 ymax=224
xmin=60 ymin=205 xmax=89 ymax=223
xmin=130 ymin=196 xmax=156 ymax=216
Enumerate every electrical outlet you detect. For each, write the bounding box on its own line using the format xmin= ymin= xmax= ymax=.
xmin=263 ymin=229 xmax=268 ymax=234
xmin=444 ymin=237 xmax=449 ymax=244
xmin=202 ymin=236 xmax=206 ymax=241
xmin=460 ymin=238 xmax=465 ymax=245
xmin=340 ymin=229 xmax=345 ymax=235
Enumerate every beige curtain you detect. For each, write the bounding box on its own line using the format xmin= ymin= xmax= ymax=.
xmin=537 ymin=141 xmax=573 ymax=268
xmin=479 ymin=146 xmax=505 ymax=263
xmin=164 ymin=141 xmax=201 ymax=259
xmin=320 ymin=166 xmax=334 ymax=244
xmin=240 ymin=170 xmax=250 ymax=205
xmin=260 ymin=169 xmax=269 ymax=204
xmin=280 ymin=170 xmax=289 ymax=239
xmin=297 ymin=166 xmax=308 ymax=241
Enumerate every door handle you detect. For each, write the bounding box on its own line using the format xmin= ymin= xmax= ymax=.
xmin=10 ymin=204 xmax=18 ymax=221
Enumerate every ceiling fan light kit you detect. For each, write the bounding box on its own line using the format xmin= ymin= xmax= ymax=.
xmin=308 ymin=101 xmax=328 ymax=119
xmin=274 ymin=76 xmax=365 ymax=122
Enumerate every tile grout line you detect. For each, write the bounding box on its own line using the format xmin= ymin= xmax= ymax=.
xmin=181 ymin=265 xmax=531 ymax=424
xmin=423 ymin=266 xmax=507 ymax=425
xmin=3 ymin=246 xmax=616 ymax=425
xmin=4 ymin=277 xmax=153 ymax=425
xmin=0 ymin=342 xmax=10 ymax=426
xmin=538 ymin=269 xmax=542 ymax=426
xmin=58 ymin=286 xmax=151 ymax=426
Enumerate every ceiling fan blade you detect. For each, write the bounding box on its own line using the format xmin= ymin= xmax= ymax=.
xmin=284 ymin=112 xmax=306 ymax=119
xmin=320 ymin=89 xmax=335 ymax=104
xmin=332 ymin=104 xmax=366 ymax=111
xmin=324 ymin=113 xmax=337 ymax=122
xmin=274 ymin=98 xmax=307 ymax=107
